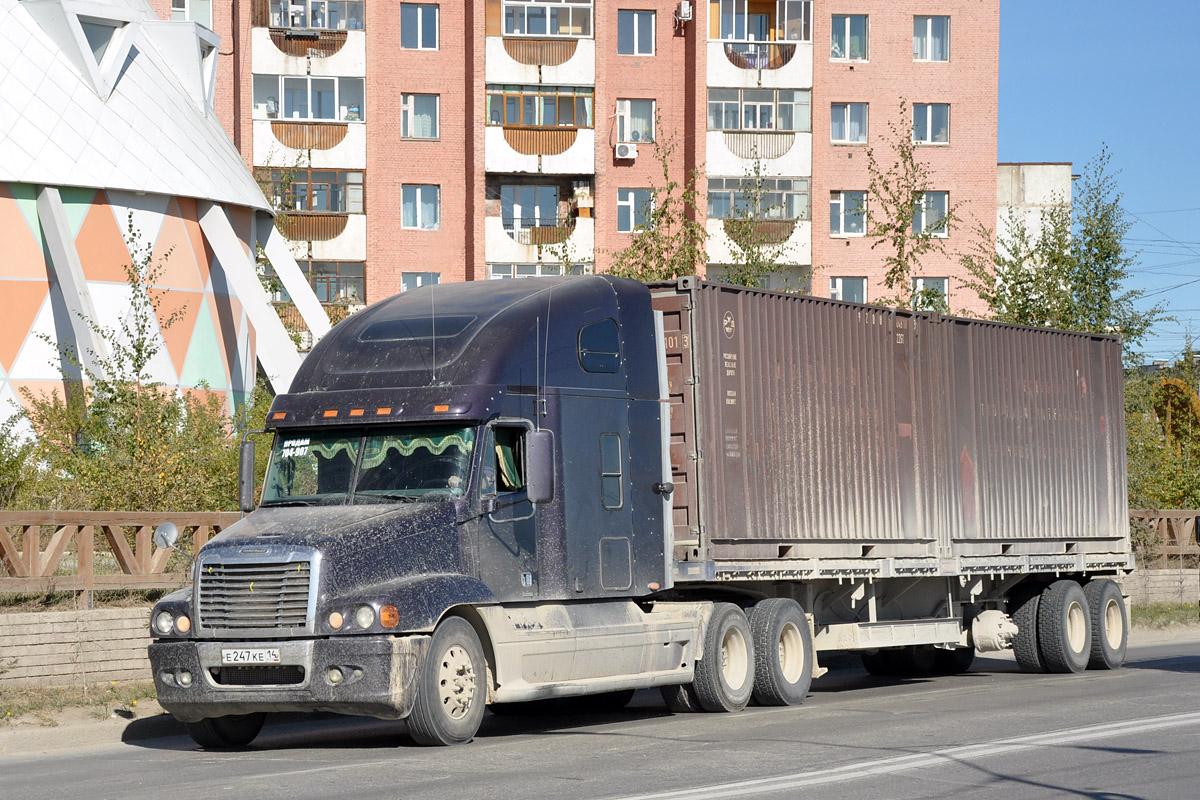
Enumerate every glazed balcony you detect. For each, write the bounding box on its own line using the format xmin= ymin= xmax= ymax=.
xmin=485 ymin=126 xmax=595 ymax=174
xmin=705 ymin=130 xmax=811 ymax=176
xmin=485 ymin=37 xmax=595 ymax=85
xmin=485 ymin=215 xmax=594 ymax=264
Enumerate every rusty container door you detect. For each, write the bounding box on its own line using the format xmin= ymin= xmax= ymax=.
xmin=650 ymin=289 xmax=703 ymax=561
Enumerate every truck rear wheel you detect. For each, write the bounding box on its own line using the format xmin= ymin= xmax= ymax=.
xmin=1084 ymin=579 xmax=1128 ymax=670
xmin=693 ymin=603 xmax=755 ymax=713
xmin=184 ymin=713 xmax=265 ymax=749
xmin=1037 ymin=580 xmax=1091 ymax=674
xmin=408 ymin=617 xmax=487 ymax=746
xmin=932 ymin=646 xmax=976 ymax=675
xmin=1010 ymin=588 xmax=1044 ymax=673
xmin=749 ymin=599 xmax=813 ymax=706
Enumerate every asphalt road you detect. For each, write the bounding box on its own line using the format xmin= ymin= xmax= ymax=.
xmin=5 ymin=640 xmax=1200 ymax=800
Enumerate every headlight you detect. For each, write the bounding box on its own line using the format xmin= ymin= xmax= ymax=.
xmin=354 ymin=605 xmax=375 ymax=629
xmin=153 ymin=611 xmax=174 ymax=635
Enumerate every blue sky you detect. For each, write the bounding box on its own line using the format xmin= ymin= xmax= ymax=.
xmin=999 ymin=1 xmax=1200 ymax=363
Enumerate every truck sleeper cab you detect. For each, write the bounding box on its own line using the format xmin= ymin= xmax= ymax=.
xmin=149 ymin=276 xmax=1133 ymax=748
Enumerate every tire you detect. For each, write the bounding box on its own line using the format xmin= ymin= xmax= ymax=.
xmin=408 ymin=616 xmax=488 ymax=746
xmin=1084 ymin=579 xmax=1128 ymax=670
xmin=184 ymin=713 xmax=265 ymax=749
xmin=933 ymin=646 xmax=976 ymax=675
xmin=1037 ymin=580 xmax=1092 ymax=674
xmin=692 ymin=603 xmax=755 ymax=713
xmin=661 ymin=683 xmax=703 ymax=713
xmin=1010 ymin=588 xmax=1044 ymax=673
xmin=749 ymin=599 xmax=814 ymax=706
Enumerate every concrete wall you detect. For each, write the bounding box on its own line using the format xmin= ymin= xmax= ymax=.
xmin=1123 ymin=569 xmax=1200 ymax=608
xmin=0 ymin=608 xmax=150 ymax=687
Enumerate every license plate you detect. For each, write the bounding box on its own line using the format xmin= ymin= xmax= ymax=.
xmin=221 ymin=648 xmax=281 ymax=665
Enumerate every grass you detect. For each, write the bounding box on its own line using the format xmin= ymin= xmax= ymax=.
xmin=1131 ymin=602 xmax=1200 ymax=629
xmin=0 ymin=681 xmax=158 ymax=726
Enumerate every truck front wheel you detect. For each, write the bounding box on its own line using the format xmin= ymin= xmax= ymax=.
xmin=693 ymin=603 xmax=756 ymax=713
xmin=749 ymin=599 xmax=813 ymax=706
xmin=408 ymin=617 xmax=488 ymax=746
xmin=184 ymin=713 xmax=265 ymax=749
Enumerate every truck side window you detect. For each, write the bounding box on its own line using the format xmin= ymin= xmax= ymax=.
xmin=600 ymin=433 xmax=622 ymax=509
xmin=579 ymin=318 xmax=620 ymax=373
xmin=493 ymin=427 xmax=526 ymax=493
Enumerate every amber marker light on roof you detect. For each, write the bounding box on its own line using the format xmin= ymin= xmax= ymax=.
xmin=271 ymin=411 xmax=287 ymax=421
xmin=375 ymin=407 xmax=392 ymax=415
xmin=349 ymin=408 xmax=365 ymax=417
xmin=322 ymin=409 xmax=339 ymax=418
xmin=433 ymin=404 xmax=450 ymax=413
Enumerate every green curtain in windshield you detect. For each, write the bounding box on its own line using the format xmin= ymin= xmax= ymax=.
xmin=355 ymin=430 xmax=475 ymax=470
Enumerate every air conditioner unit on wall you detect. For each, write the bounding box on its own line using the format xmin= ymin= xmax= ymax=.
xmin=677 ymin=2 xmax=694 ymax=22
xmin=615 ymin=143 xmax=639 ymax=160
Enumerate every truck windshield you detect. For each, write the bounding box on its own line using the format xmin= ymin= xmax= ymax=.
xmin=261 ymin=426 xmax=476 ymax=506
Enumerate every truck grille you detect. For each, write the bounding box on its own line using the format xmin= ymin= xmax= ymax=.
xmin=197 ymin=560 xmax=312 ymax=632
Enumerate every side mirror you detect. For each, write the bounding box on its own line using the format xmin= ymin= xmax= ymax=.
xmin=525 ymin=429 xmax=555 ymax=504
xmin=153 ymin=521 xmax=179 ymax=550
xmin=239 ymin=439 xmax=257 ymax=513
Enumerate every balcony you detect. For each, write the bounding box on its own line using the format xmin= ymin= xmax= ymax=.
xmin=251 ymin=27 xmax=365 ymax=76
xmin=706 ymin=218 xmax=811 ymax=266
xmin=254 ymin=120 xmax=365 ymax=169
xmin=485 ymin=216 xmax=594 ymax=265
xmin=486 ymin=36 xmax=595 ymax=85
xmin=707 ymin=40 xmax=812 ymax=89
xmin=705 ymin=131 xmax=811 ymax=177
xmin=486 ymin=126 xmax=594 ymax=174
xmin=276 ymin=214 xmax=366 ymax=261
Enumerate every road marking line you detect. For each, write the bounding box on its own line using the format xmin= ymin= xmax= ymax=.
xmin=602 ymin=710 xmax=1200 ymax=800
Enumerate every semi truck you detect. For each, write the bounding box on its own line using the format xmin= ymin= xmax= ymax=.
xmin=149 ymin=276 xmax=1133 ymax=747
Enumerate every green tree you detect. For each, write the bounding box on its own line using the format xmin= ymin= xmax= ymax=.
xmin=962 ymin=146 xmax=1166 ymax=362
xmin=607 ymin=132 xmax=708 ymax=282
xmin=864 ymin=100 xmax=959 ymax=309
xmin=719 ymin=150 xmax=805 ymax=289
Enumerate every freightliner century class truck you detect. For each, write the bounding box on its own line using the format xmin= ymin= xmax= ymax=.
xmin=149 ymin=276 xmax=1133 ymax=747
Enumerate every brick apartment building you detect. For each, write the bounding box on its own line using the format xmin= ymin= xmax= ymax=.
xmin=153 ymin=1 xmax=1000 ymax=314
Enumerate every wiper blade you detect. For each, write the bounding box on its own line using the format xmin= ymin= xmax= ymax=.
xmin=355 ymin=492 xmax=424 ymax=504
xmin=260 ymin=499 xmax=319 ymax=507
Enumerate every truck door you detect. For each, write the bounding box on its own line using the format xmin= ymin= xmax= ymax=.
xmin=478 ymin=421 xmax=539 ymax=599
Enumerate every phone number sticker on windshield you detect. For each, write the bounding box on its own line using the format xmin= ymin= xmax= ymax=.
xmin=281 ymin=438 xmax=310 ymax=458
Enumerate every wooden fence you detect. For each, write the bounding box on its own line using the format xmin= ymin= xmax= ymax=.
xmin=0 ymin=512 xmax=240 ymax=601
xmin=1129 ymin=509 xmax=1200 ymax=567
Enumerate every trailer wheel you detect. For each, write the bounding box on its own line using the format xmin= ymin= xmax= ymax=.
xmin=1009 ymin=588 xmax=1044 ymax=673
xmin=693 ymin=603 xmax=755 ymax=713
xmin=184 ymin=713 xmax=265 ymax=749
xmin=660 ymin=683 xmax=703 ymax=713
xmin=749 ymin=599 xmax=813 ymax=707
xmin=1083 ymin=579 xmax=1128 ymax=670
xmin=1037 ymin=580 xmax=1092 ymax=674
xmin=408 ymin=617 xmax=488 ymax=746
xmin=932 ymin=646 xmax=976 ymax=675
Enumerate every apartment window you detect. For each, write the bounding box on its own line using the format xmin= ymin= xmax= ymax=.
xmin=269 ymin=1 xmax=364 ymax=31
xmin=261 ymin=169 xmax=364 ymax=213
xmin=171 ymin=0 xmax=213 ymax=28
xmin=486 ymin=85 xmax=595 ymax=128
xmin=503 ymin=0 xmax=593 ymax=38
xmin=401 ymin=272 xmax=440 ymax=292
xmin=831 ymin=102 xmax=867 ymax=143
xmin=831 ymin=14 xmax=868 ymax=60
xmin=829 ymin=191 xmax=866 ymax=236
xmin=301 ymin=260 xmax=365 ymax=304
xmin=253 ymin=75 xmax=365 ymax=121
xmin=830 ymin=277 xmax=867 ymax=303
xmin=490 ymin=263 xmax=591 ymax=279
xmin=913 ymin=15 xmax=949 ymax=61
xmin=712 ymin=1 xmax=812 ymax=42
xmin=502 ymin=184 xmax=560 ymax=231
xmin=401 ymin=93 xmax=439 ymax=139
xmin=401 ymin=3 xmax=438 ymax=49
xmin=617 ymin=188 xmax=653 ymax=232
xmin=707 ymin=177 xmax=810 ymax=221
xmin=599 ymin=433 xmax=623 ymax=507
xmin=617 ymin=10 xmax=654 ymax=55
xmin=708 ymin=88 xmax=811 ymax=133
xmin=913 ymin=192 xmax=949 ymax=237
xmin=913 ymin=103 xmax=949 ymax=144
xmin=616 ymin=99 xmax=655 ymax=143
xmin=912 ymin=277 xmax=949 ymax=309
xmin=402 ymin=184 xmax=440 ymax=230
